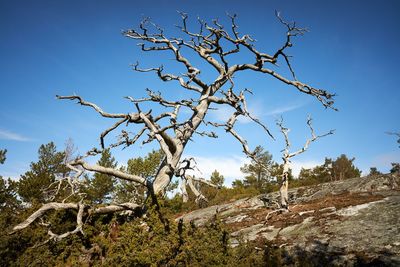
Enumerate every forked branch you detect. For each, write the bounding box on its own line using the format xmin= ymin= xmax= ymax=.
xmin=276 ymin=116 xmax=334 ymax=209
xmin=14 ymin=12 xmax=336 ymax=241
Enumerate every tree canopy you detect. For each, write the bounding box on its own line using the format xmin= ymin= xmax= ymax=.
xmin=210 ymin=170 xmax=225 ymax=188
xmin=240 ymin=146 xmax=274 ymax=190
xmin=84 ymin=149 xmax=117 ymax=204
xmin=11 ymin=12 xmax=337 ymax=251
xmin=17 ymin=142 xmax=68 ymax=204
xmin=298 ymin=154 xmax=361 ymax=184
xmin=116 ymin=149 xmax=164 ymax=203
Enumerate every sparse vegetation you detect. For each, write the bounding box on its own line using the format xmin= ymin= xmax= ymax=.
xmin=1 ymin=7 xmax=398 ymax=266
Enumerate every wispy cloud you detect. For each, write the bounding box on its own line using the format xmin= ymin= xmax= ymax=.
xmin=185 ymin=155 xmax=250 ymax=186
xmin=369 ymin=151 xmax=400 ymax=173
xmin=265 ymin=102 xmax=306 ymax=116
xmin=0 ymin=129 xmax=31 ymax=142
xmin=290 ymin=159 xmax=322 ymax=177
xmin=209 ymin=105 xmax=235 ymax=122
xmin=210 ymin=101 xmax=307 ymax=124
xmin=210 ymin=102 xmax=263 ymax=124
xmin=183 ymin=155 xmax=323 ymax=185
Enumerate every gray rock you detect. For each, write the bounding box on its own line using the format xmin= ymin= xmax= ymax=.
xmin=177 ymin=174 xmax=400 ymax=265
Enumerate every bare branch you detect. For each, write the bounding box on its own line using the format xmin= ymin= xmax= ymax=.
xmin=180 ymin=179 xmax=189 ymax=202
xmin=194 ymin=130 xmax=218 ymax=138
xmin=228 ymin=65 xmax=336 ymax=109
xmin=192 ymin=176 xmax=219 ymax=188
xmin=132 ymin=63 xmax=203 ymax=93
xmin=273 ymin=11 xmax=308 ymax=81
xmin=126 ymin=88 xmax=195 ymax=109
xmin=46 ymin=202 xmax=85 ymax=241
xmin=123 ymin=22 xmax=208 ymax=90
xmin=175 ymin=158 xmax=217 ymax=202
xmin=71 ymin=159 xmax=147 ymax=185
xmin=285 ymin=116 xmax=335 ymax=158
xmin=11 ymin=202 xmax=78 ymax=233
xmin=11 ymin=202 xmax=140 ymax=236
xmin=18 ymin=13 xmax=336 ymax=240
xmin=186 ymin=176 xmax=208 ymax=204
xmin=56 ymin=95 xmax=129 ymax=118
xmin=100 ymin=118 xmax=128 ymax=149
xmin=276 ymin=116 xmax=333 ymax=209
xmin=90 ymin=202 xmax=140 ymax=214
xmin=386 ymin=131 xmax=400 ymax=148
xmin=109 ymin=128 xmax=147 ymax=149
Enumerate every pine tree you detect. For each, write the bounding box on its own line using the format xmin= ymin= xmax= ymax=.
xmin=210 ymin=170 xmax=224 ymax=188
xmin=0 ymin=177 xmax=20 ymax=214
xmin=369 ymin=167 xmax=382 ymax=176
xmin=298 ymin=155 xmax=360 ymax=183
xmin=17 ymin=142 xmax=67 ymax=204
xmin=0 ymin=150 xmax=19 ymax=213
xmin=240 ymin=146 xmax=275 ymax=192
xmin=85 ymin=148 xmax=117 ymax=204
xmin=390 ymin=163 xmax=400 ymax=174
xmin=331 ymin=154 xmax=361 ymax=181
xmin=231 ymin=179 xmax=245 ymax=188
xmin=116 ymin=150 xmax=164 ymax=203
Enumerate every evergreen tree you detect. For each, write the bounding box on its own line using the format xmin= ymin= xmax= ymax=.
xmin=0 ymin=178 xmax=19 ymax=213
xmin=232 ymin=179 xmax=244 ymax=188
xmin=331 ymin=154 xmax=361 ymax=180
xmin=298 ymin=167 xmax=312 ymax=180
xmin=319 ymin=158 xmax=335 ymax=182
xmin=240 ymin=146 xmax=275 ymax=192
xmin=85 ymin=148 xmax=117 ymax=204
xmin=127 ymin=149 xmax=164 ymax=179
xmin=116 ymin=150 xmax=164 ymax=203
xmin=369 ymin=167 xmax=382 ymax=176
xmin=0 ymin=150 xmax=19 ymax=213
xmin=390 ymin=163 xmax=400 ymax=174
xmin=271 ymin=163 xmax=294 ymax=182
xmin=298 ymin=155 xmax=360 ymax=184
xmin=210 ymin=170 xmax=224 ymax=187
xmin=0 ymin=152 xmax=24 ymax=266
xmin=298 ymin=158 xmax=332 ymax=183
xmin=17 ymin=142 xmax=68 ymax=204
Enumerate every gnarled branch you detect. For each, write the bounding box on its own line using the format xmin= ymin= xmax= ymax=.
xmin=16 ymin=12 xmax=336 ymax=241
xmin=276 ymin=116 xmax=334 ymax=209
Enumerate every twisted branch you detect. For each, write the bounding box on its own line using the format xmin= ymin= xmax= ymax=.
xmin=15 ymin=12 xmax=336 ymax=241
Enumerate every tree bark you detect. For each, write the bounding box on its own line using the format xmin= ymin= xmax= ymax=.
xmin=13 ymin=13 xmax=336 ymax=240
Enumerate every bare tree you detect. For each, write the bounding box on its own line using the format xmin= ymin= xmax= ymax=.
xmin=276 ymin=116 xmax=334 ymax=210
xmin=11 ymin=12 xmax=335 ymax=241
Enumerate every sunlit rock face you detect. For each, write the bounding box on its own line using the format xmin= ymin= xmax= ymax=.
xmin=178 ymin=174 xmax=400 ymax=266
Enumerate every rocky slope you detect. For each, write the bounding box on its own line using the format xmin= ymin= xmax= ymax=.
xmin=178 ymin=174 xmax=400 ymax=266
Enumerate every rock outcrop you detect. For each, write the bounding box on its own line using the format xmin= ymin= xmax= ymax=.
xmin=178 ymin=174 xmax=400 ymax=266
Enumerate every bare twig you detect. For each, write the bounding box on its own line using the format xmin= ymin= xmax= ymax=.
xmin=276 ymin=116 xmax=334 ymax=209
xmin=16 ymin=12 xmax=335 ymax=241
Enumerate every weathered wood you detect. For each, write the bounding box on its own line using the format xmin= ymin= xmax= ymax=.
xmin=13 ymin=13 xmax=335 ymax=240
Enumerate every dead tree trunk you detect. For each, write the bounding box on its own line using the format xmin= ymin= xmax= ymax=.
xmin=277 ymin=116 xmax=334 ymax=210
xmin=12 ymin=12 xmax=335 ymax=241
xmin=279 ymin=158 xmax=291 ymax=209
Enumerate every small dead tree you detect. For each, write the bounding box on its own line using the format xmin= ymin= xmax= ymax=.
xmin=12 ymin=12 xmax=335 ymax=241
xmin=276 ymin=116 xmax=334 ymax=210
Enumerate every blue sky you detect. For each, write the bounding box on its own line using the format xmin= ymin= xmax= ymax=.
xmin=0 ymin=0 xmax=399 ymax=185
